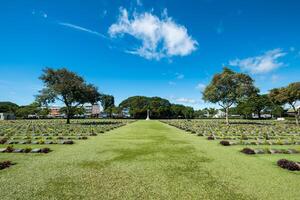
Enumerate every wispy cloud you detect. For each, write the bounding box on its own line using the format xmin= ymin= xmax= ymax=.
xmin=108 ymin=8 xmax=197 ymax=60
xmin=175 ymin=73 xmax=184 ymax=79
xmin=32 ymin=10 xmax=48 ymax=18
xmin=136 ymin=0 xmax=143 ymax=6
xmin=174 ymin=97 xmax=200 ymax=104
xmin=59 ymin=22 xmax=107 ymax=38
xmin=229 ymin=48 xmax=287 ymax=74
xmin=195 ymin=83 xmax=206 ymax=91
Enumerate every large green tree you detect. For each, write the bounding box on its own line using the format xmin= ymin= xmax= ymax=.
xmin=182 ymin=106 xmax=194 ymax=119
xmin=269 ymin=82 xmax=300 ymax=125
xmin=171 ymin=104 xmax=186 ymax=118
xmin=15 ymin=102 xmax=49 ymax=118
xmin=0 ymin=102 xmax=19 ymax=113
xmin=203 ymin=67 xmax=258 ymax=125
xmin=119 ymin=96 xmax=172 ymax=119
xmin=100 ymin=94 xmax=115 ymax=117
xmin=237 ymin=94 xmax=271 ymax=118
xmin=36 ymin=68 xmax=101 ymax=124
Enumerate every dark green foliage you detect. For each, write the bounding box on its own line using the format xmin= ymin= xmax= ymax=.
xmin=0 ymin=102 xmax=19 ymax=113
xmin=24 ymin=147 xmax=32 ymax=153
xmin=119 ymin=96 xmax=194 ymax=119
xmin=100 ymin=94 xmax=115 ymax=117
xmin=36 ymin=68 xmax=101 ymax=124
xmin=59 ymin=106 xmax=85 ymax=116
xmin=203 ymin=67 xmax=258 ymax=124
xmin=237 ymin=94 xmax=271 ymax=118
xmin=15 ymin=102 xmax=50 ymax=118
xmin=120 ymin=96 xmax=171 ymax=118
xmin=269 ymin=82 xmax=300 ymax=125
xmin=5 ymin=146 xmax=14 ymax=153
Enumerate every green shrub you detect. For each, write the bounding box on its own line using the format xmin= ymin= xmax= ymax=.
xmin=5 ymin=145 xmax=14 ymax=153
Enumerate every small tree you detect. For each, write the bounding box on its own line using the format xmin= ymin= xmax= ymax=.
xmin=36 ymin=68 xmax=100 ymax=124
xmin=182 ymin=106 xmax=194 ymax=119
xmin=269 ymin=82 xmax=300 ymax=125
xmin=237 ymin=94 xmax=271 ymax=119
xmin=15 ymin=102 xmax=41 ymax=118
xmin=203 ymin=67 xmax=258 ymax=125
xmin=100 ymin=94 xmax=115 ymax=118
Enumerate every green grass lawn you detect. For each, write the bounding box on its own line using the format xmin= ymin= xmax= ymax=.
xmin=0 ymin=120 xmax=299 ymax=199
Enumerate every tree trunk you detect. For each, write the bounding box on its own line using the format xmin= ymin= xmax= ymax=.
xmin=295 ymin=110 xmax=299 ymax=126
xmin=225 ymin=107 xmax=229 ymax=125
xmin=291 ymin=105 xmax=299 ymax=126
xmin=66 ymin=107 xmax=71 ymax=124
xmin=66 ymin=116 xmax=70 ymax=124
xmin=257 ymin=110 xmax=261 ymax=119
xmin=297 ymin=108 xmax=300 ymax=125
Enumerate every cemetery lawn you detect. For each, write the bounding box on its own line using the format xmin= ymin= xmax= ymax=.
xmin=0 ymin=120 xmax=299 ymax=200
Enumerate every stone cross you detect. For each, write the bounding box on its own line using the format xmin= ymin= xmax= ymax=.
xmin=146 ymin=109 xmax=150 ymax=120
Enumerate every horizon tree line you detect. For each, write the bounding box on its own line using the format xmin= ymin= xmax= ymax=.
xmin=0 ymin=67 xmax=299 ymax=125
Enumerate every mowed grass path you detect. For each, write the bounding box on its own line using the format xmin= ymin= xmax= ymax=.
xmin=0 ymin=120 xmax=299 ymax=199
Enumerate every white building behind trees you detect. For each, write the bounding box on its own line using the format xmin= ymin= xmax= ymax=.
xmin=0 ymin=113 xmax=16 ymax=120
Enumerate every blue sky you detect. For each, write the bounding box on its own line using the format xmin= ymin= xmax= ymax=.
xmin=0 ymin=0 xmax=300 ymax=109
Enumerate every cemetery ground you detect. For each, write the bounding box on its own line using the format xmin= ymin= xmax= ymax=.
xmin=0 ymin=120 xmax=299 ymax=199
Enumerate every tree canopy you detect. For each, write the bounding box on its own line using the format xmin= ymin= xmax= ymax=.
xmin=269 ymin=82 xmax=300 ymax=125
xmin=36 ymin=68 xmax=101 ymax=124
xmin=236 ymin=94 xmax=271 ymax=118
xmin=203 ymin=67 xmax=258 ymax=124
xmin=15 ymin=102 xmax=49 ymax=118
xmin=0 ymin=102 xmax=19 ymax=113
xmin=100 ymin=94 xmax=115 ymax=117
xmin=119 ymin=96 xmax=194 ymax=119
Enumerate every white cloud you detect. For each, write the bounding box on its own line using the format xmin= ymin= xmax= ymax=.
xmin=175 ymin=98 xmax=199 ymax=104
xmin=229 ymin=48 xmax=286 ymax=74
xmin=108 ymin=8 xmax=197 ymax=60
xmin=59 ymin=22 xmax=106 ymax=38
xmin=195 ymin=83 xmax=206 ymax=91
